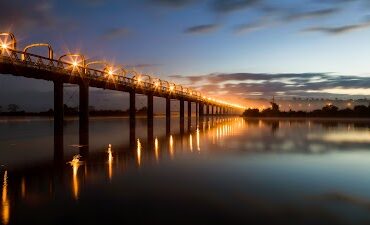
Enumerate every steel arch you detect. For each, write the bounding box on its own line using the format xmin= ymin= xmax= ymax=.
xmin=22 ymin=43 xmax=53 ymax=60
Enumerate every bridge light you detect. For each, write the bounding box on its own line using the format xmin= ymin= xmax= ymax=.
xmin=169 ymin=85 xmax=174 ymax=91
xmin=108 ymin=69 xmax=113 ymax=76
xmin=155 ymin=82 xmax=160 ymax=87
xmin=1 ymin=43 xmax=8 ymax=50
xmin=72 ymin=61 xmax=78 ymax=68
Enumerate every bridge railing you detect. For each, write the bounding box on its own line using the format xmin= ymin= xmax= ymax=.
xmin=0 ymin=49 xmax=202 ymax=101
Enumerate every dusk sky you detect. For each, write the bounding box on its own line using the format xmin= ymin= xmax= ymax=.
xmin=2 ymin=0 xmax=370 ymax=111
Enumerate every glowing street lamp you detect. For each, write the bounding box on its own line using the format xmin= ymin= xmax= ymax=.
xmin=72 ymin=61 xmax=78 ymax=68
xmin=59 ymin=54 xmax=86 ymax=71
xmin=0 ymin=43 xmax=8 ymax=50
xmin=0 ymin=32 xmax=17 ymax=53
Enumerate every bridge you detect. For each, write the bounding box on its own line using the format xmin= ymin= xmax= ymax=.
xmin=0 ymin=32 xmax=245 ymax=139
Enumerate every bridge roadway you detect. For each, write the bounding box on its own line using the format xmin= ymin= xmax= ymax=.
xmin=0 ymin=32 xmax=244 ymax=140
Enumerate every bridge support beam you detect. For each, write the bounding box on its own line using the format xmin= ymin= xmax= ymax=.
xmin=79 ymin=81 xmax=89 ymax=157
xmin=206 ymin=104 xmax=209 ymax=116
xmin=211 ymin=105 xmax=214 ymax=116
xmin=147 ymin=93 xmax=153 ymax=143
xmin=54 ymin=81 xmax=64 ymax=132
xmin=199 ymin=103 xmax=204 ymax=117
xmin=166 ymin=97 xmax=171 ymax=135
xmin=188 ymin=101 xmax=192 ymax=130
xmin=130 ymin=90 xmax=135 ymax=122
xmin=54 ymin=81 xmax=64 ymax=164
xmin=129 ymin=90 xmax=136 ymax=149
xmin=195 ymin=102 xmax=198 ymax=117
xmin=180 ymin=98 xmax=184 ymax=133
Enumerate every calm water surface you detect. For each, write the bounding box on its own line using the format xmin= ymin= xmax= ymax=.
xmin=1 ymin=117 xmax=370 ymax=225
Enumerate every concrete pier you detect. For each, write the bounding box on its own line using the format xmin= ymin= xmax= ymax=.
xmin=180 ymin=98 xmax=184 ymax=133
xmin=79 ymin=81 xmax=89 ymax=157
xmin=147 ymin=93 xmax=154 ymax=147
xmin=166 ymin=97 xmax=171 ymax=135
xmin=188 ymin=101 xmax=192 ymax=130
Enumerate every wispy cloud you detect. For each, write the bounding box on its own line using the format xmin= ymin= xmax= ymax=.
xmin=302 ymin=21 xmax=370 ymax=35
xmin=174 ymin=72 xmax=370 ymax=98
xmin=126 ymin=63 xmax=161 ymax=68
xmin=184 ymin=24 xmax=219 ymax=34
xmin=0 ymin=0 xmax=55 ymax=30
xmin=147 ymin=0 xmax=196 ymax=8
xmin=233 ymin=19 xmax=270 ymax=34
xmin=100 ymin=27 xmax=131 ymax=40
xmin=211 ymin=0 xmax=261 ymax=13
xmin=284 ymin=8 xmax=340 ymax=21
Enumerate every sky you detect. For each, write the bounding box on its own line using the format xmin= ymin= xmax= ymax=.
xmin=1 ymin=0 xmax=370 ymax=111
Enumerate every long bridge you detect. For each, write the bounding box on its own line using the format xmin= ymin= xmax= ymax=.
xmin=0 ymin=32 xmax=245 ymax=138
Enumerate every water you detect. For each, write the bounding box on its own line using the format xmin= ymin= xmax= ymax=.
xmin=1 ymin=117 xmax=370 ymax=225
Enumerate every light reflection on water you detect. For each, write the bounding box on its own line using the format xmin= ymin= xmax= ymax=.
xmin=1 ymin=171 xmax=9 ymax=225
xmin=1 ymin=117 xmax=370 ymax=224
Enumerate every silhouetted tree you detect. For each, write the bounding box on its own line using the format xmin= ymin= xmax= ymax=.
xmin=243 ymin=108 xmax=259 ymax=117
xmin=322 ymin=105 xmax=338 ymax=113
xmin=7 ymin=104 xmax=19 ymax=112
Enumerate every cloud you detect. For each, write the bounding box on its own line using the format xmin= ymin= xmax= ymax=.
xmin=302 ymin=21 xmax=370 ymax=35
xmin=184 ymin=24 xmax=219 ymax=34
xmin=147 ymin=0 xmax=196 ymax=8
xmin=174 ymin=72 xmax=370 ymax=98
xmin=284 ymin=8 xmax=340 ymax=21
xmin=169 ymin=75 xmax=205 ymax=84
xmin=126 ymin=63 xmax=161 ymax=68
xmin=211 ymin=0 xmax=261 ymax=13
xmin=0 ymin=0 xmax=55 ymax=30
xmin=100 ymin=28 xmax=131 ymax=40
xmin=233 ymin=19 xmax=270 ymax=34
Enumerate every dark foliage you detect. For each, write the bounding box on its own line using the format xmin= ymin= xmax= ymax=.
xmin=243 ymin=102 xmax=370 ymax=118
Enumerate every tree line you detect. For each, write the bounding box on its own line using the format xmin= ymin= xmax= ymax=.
xmin=243 ymin=102 xmax=370 ymax=118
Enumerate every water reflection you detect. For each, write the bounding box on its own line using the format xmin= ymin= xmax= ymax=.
xmin=3 ymin=117 xmax=370 ymax=224
xmin=21 ymin=177 xmax=26 ymax=199
xmin=136 ymin=139 xmax=142 ymax=167
xmin=154 ymin=138 xmax=159 ymax=162
xmin=107 ymin=144 xmax=113 ymax=180
xmin=196 ymin=128 xmax=200 ymax=151
xmin=189 ymin=134 xmax=193 ymax=152
xmin=68 ymin=155 xmax=83 ymax=200
xmin=1 ymin=171 xmax=9 ymax=225
xmin=169 ymin=135 xmax=174 ymax=159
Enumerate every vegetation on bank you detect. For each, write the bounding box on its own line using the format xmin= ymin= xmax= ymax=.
xmin=243 ymin=101 xmax=370 ymax=118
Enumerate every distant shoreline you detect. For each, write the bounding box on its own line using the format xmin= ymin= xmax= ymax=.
xmin=242 ymin=116 xmax=370 ymax=121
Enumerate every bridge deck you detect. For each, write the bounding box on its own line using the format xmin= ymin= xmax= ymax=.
xmin=0 ymin=51 xmax=203 ymax=103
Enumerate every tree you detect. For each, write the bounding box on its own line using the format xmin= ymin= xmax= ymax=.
xmin=322 ymin=104 xmax=338 ymax=112
xmin=7 ymin=104 xmax=19 ymax=112
xmin=243 ymin=108 xmax=260 ymax=117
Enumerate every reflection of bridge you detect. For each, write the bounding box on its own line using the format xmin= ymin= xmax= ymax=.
xmin=1 ymin=117 xmax=239 ymax=208
xmin=0 ymin=32 xmax=245 ymax=139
